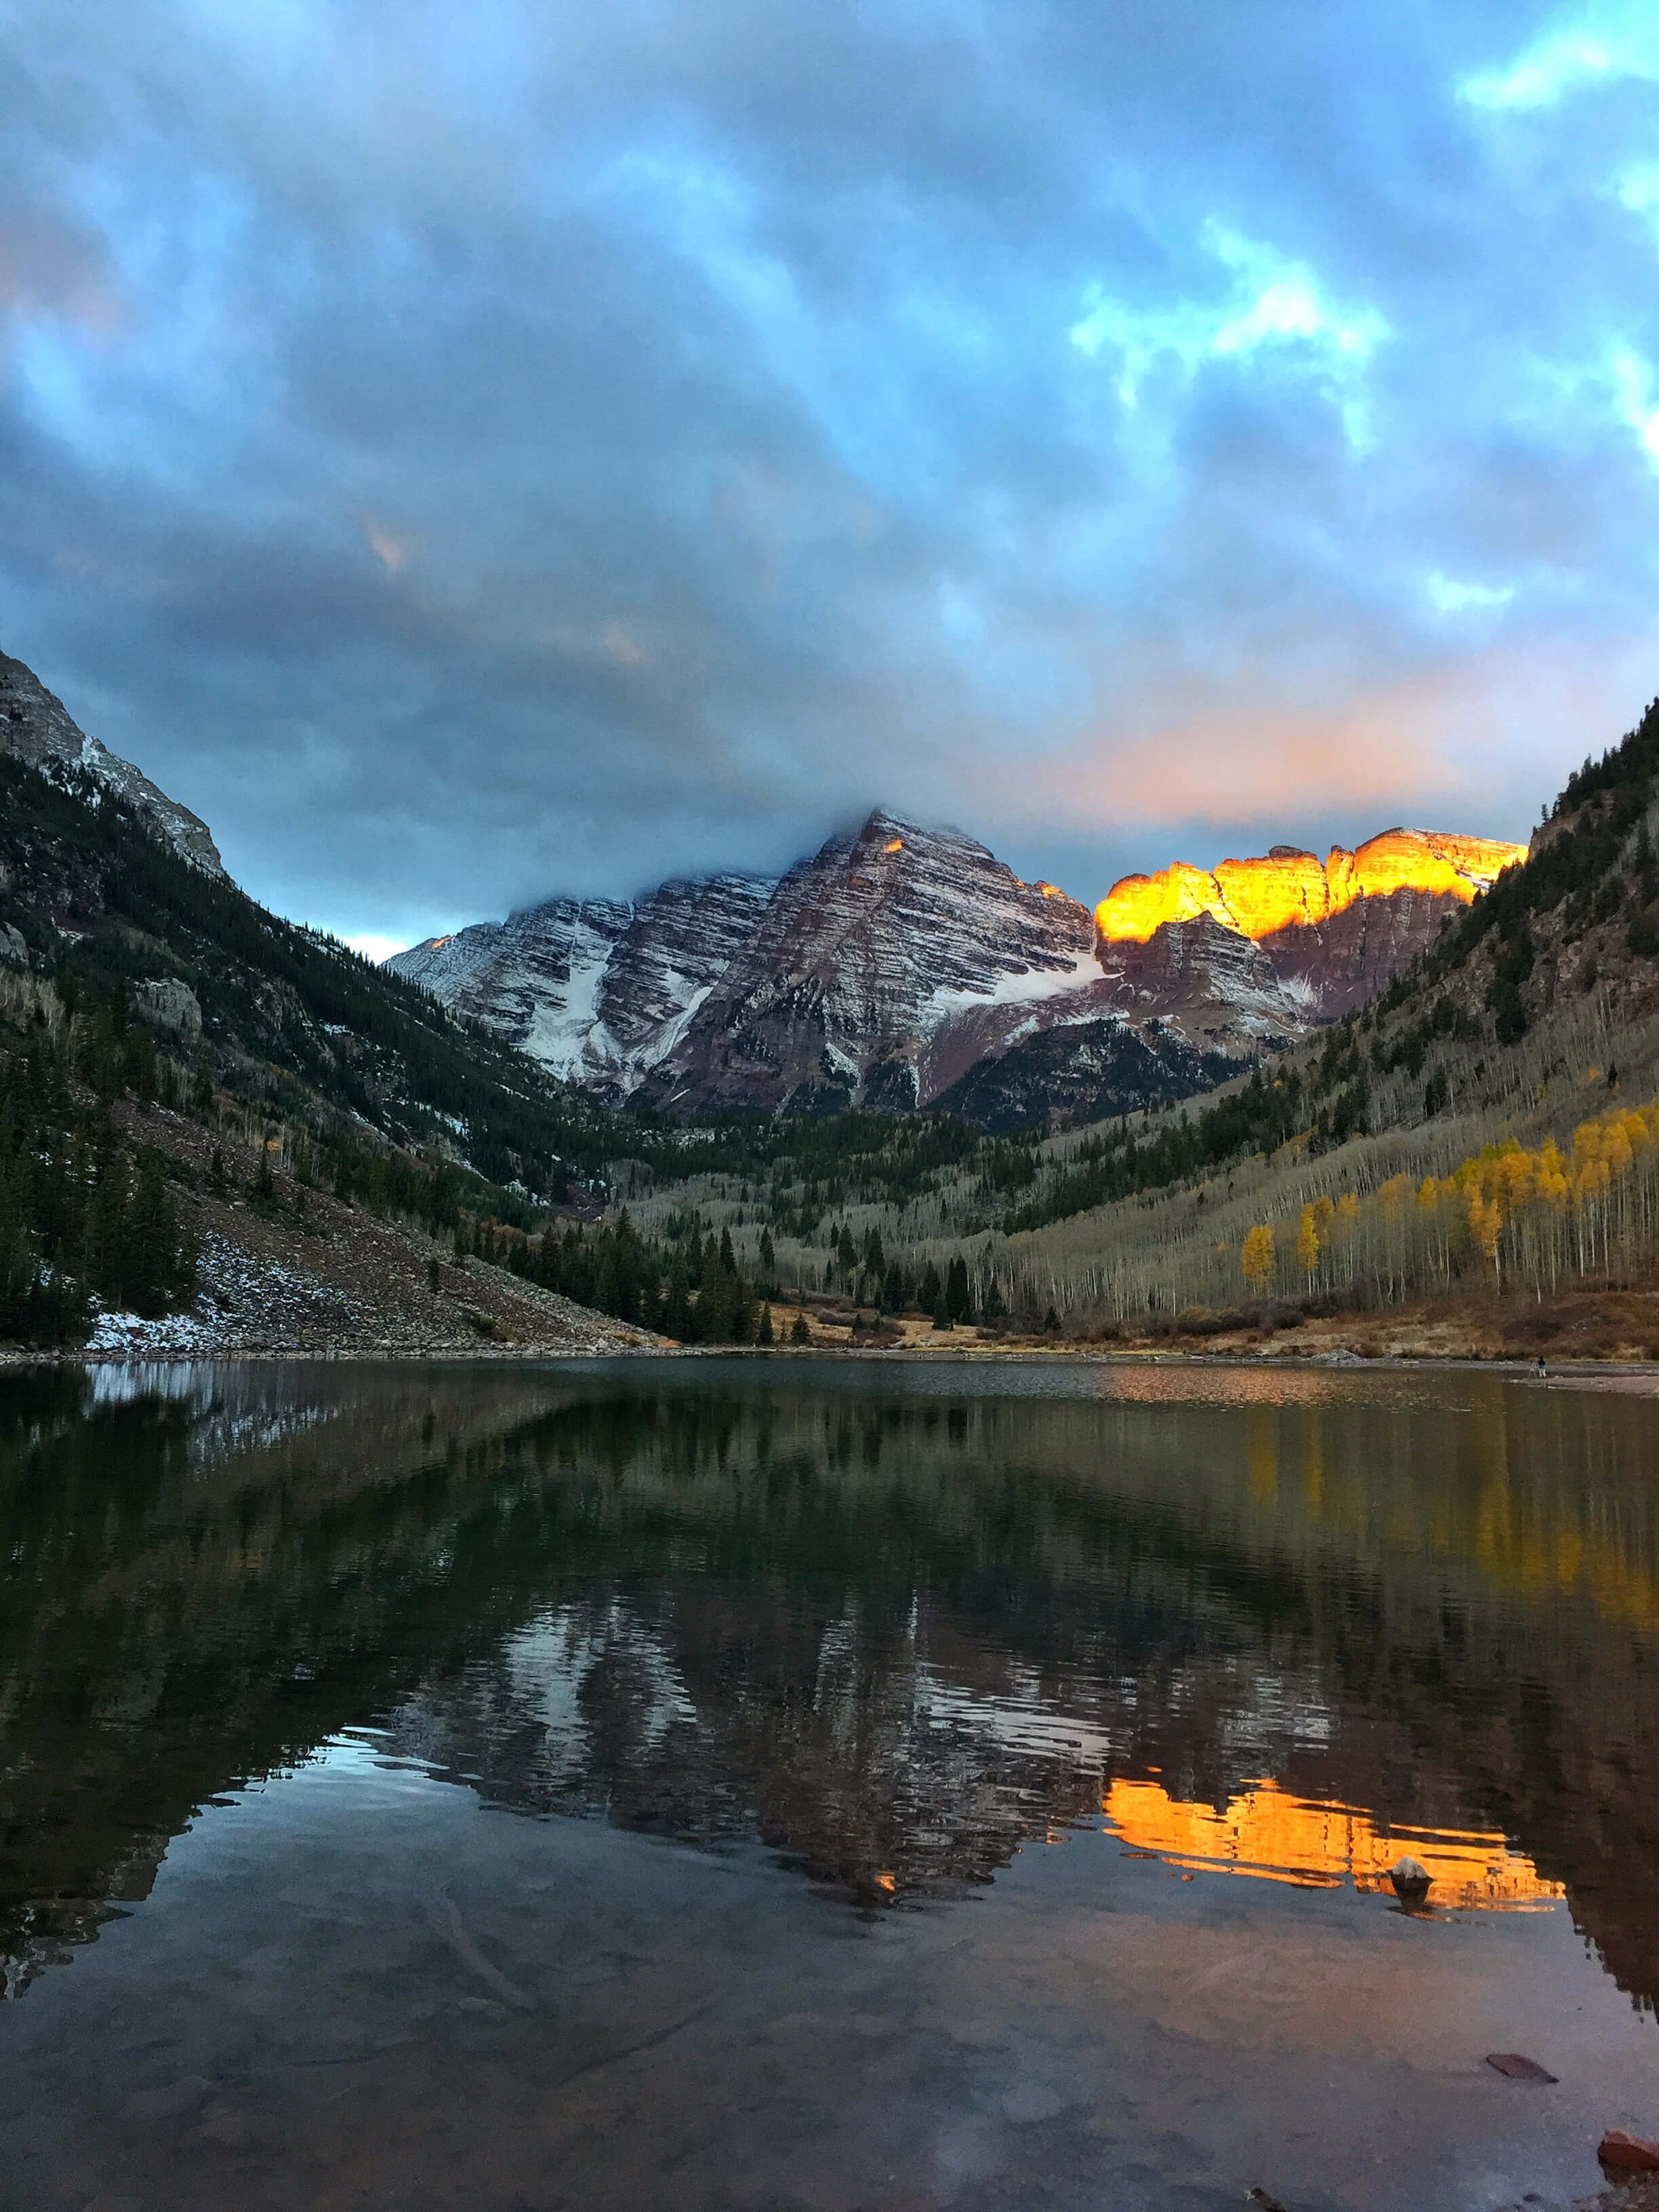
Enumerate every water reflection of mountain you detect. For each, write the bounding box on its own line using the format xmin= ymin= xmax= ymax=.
xmin=1 ymin=1360 xmax=1656 ymax=2007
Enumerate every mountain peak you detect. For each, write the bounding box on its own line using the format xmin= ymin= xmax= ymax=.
xmin=0 ymin=649 xmax=227 ymax=880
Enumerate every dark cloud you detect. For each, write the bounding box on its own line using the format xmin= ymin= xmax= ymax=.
xmin=2 ymin=0 xmax=1658 ymax=948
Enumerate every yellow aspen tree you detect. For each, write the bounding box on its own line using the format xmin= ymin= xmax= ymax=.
xmin=1242 ymin=1223 xmax=1275 ymax=1292
xmin=1296 ymin=1204 xmax=1320 ymax=1274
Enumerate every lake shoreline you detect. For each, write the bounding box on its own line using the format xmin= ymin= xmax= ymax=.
xmin=5 ymin=1337 xmax=1659 ymax=1391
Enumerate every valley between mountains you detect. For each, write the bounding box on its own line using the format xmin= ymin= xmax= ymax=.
xmin=7 ymin=637 xmax=1659 ymax=1364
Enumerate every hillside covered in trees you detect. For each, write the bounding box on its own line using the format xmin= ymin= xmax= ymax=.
xmin=622 ymin=697 xmax=1659 ymax=1344
xmin=9 ymin=687 xmax=1659 ymax=1355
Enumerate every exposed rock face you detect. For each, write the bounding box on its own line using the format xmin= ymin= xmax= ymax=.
xmin=1257 ymin=884 xmax=1475 ymax=1011
xmin=1097 ymin=909 xmax=1315 ymax=1044
xmin=1097 ymin=829 xmax=1524 ymax=956
xmin=0 ymin=650 xmax=227 ymax=880
xmin=633 ymin=810 xmax=1103 ymax=1118
xmin=132 ymin=977 xmax=203 ymax=1044
xmin=930 ymin=1018 xmax=1238 ymax=1136
xmin=388 ymin=873 xmax=776 ymax=1098
xmin=394 ymin=813 xmax=1527 ymax=1128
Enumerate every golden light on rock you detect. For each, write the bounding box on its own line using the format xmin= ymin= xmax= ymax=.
xmin=1094 ymin=830 xmax=1527 ymax=946
xmin=1103 ymin=1776 xmax=1563 ymax=1910
xmin=884 ymin=838 xmax=904 ymax=853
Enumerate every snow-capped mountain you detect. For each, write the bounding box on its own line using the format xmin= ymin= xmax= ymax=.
xmin=1 ymin=649 xmax=226 ymax=879
xmin=388 ymin=872 xmax=777 ymax=1099
xmin=632 ymin=808 xmax=1105 ymax=1117
xmin=388 ymin=811 xmax=1525 ymax=1128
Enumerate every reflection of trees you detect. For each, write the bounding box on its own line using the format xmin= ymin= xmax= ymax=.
xmin=2 ymin=1365 xmax=1658 ymax=2005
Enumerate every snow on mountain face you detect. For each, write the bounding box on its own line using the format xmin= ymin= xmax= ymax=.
xmin=634 ymin=810 xmax=1105 ymax=1116
xmin=388 ymin=899 xmax=633 ymax=1078
xmin=387 ymin=873 xmax=776 ymax=1094
xmin=1 ymin=649 xmax=228 ymax=879
xmin=388 ymin=808 xmax=1524 ymax=1128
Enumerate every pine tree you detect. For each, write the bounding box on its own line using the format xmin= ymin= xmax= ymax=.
xmin=758 ymin=1302 xmax=774 ymax=1345
xmin=945 ymin=1254 xmax=971 ymax=1324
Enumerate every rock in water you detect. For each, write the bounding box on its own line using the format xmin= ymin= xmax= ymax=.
xmin=1485 ymin=2052 xmax=1558 ymax=2083
xmin=1389 ymin=1853 xmax=1432 ymax=1904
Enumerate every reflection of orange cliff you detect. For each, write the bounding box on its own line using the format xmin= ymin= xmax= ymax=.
xmin=1095 ymin=830 xmax=1527 ymax=947
xmin=1104 ymin=1776 xmax=1563 ymax=1910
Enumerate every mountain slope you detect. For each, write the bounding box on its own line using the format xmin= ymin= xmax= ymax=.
xmin=1 ymin=651 xmax=226 ymax=879
xmin=389 ymin=871 xmax=777 ymax=1096
xmin=1095 ymin=829 xmax=1525 ymax=1014
xmin=0 ymin=743 xmax=649 ymax=1202
xmin=634 ymin=809 xmax=1108 ymax=1117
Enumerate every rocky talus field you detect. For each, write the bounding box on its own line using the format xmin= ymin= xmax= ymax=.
xmin=0 ymin=1102 xmax=658 ymax=1364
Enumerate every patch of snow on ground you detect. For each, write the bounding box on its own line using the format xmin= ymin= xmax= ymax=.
xmin=86 ymin=1231 xmax=364 ymax=1355
xmin=87 ymin=1310 xmax=223 ymax=1355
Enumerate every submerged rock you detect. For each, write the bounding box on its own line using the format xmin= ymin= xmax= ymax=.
xmin=1485 ymin=2051 xmax=1558 ymax=2083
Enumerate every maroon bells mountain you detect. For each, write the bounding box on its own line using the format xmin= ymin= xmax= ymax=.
xmin=389 ymin=811 xmax=1524 ymax=1129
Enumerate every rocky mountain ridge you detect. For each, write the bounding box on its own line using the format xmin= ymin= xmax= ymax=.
xmin=393 ymin=813 xmax=1524 ymax=1128
xmin=0 ymin=641 xmax=1526 ymax=1136
xmin=1 ymin=650 xmax=227 ymax=880
xmin=1095 ymin=828 xmax=1526 ymax=945
xmin=389 ymin=872 xmax=777 ymax=1096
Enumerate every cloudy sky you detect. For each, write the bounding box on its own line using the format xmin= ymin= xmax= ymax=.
xmin=4 ymin=0 xmax=1659 ymax=954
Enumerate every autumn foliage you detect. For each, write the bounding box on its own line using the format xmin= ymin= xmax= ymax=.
xmin=1238 ymin=1096 xmax=1659 ymax=1307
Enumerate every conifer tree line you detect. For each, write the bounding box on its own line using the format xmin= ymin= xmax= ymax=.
xmin=514 ymin=1216 xmax=764 ymax=1341
xmin=798 ymin=1219 xmax=1000 ymax=1327
xmin=0 ymin=987 xmax=195 ymax=1341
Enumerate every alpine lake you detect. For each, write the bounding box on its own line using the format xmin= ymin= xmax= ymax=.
xmin=2 ymin=1355 xmax=1657 ymax=2212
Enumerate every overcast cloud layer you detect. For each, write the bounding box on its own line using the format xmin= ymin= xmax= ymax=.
xmin=4 ymin=0 xmax=1659 ymax=949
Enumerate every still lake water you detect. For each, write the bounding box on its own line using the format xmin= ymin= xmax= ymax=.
xmin=1 ymin=1357 xmax=1657 ymax=2212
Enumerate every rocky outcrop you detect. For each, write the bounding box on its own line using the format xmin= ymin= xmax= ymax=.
xmin=1097 ymin=909 xmax=1315 ymax=1045
xmin=132 ymin=977 xmax=203 ymax=1044
xmin=0 ymin=650 xmax=227 ymax=880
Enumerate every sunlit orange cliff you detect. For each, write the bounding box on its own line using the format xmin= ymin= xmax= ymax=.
xmin=1095 ymin=829 xmax=1527 ymax=947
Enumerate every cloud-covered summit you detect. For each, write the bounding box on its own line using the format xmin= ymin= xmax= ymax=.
xmin=2 ymin=0 xmax=1657 ymax=947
